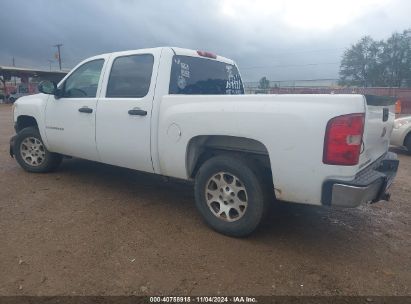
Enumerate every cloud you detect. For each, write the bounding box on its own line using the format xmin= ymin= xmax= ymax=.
xmin=1 ymin=0 xmax=410 ymax=81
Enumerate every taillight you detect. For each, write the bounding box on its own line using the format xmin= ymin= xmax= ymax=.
xmin=395 ymin=99 xmax=402 ymax=114
xmin=197 ymin=50 xmax=217 ymax=59
xmin=323 ymin=113 xmax=365 ymax=166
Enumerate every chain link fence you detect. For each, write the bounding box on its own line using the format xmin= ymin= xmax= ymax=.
xmin=243 ymin=79 xmax=411 ymax=114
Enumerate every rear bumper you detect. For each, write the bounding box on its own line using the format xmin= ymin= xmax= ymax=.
xmin=322 ymin=152 xmax=399 ymax=207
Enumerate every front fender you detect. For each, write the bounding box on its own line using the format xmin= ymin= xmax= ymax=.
xmin=13 ymin=94 xmax=50 ymax=149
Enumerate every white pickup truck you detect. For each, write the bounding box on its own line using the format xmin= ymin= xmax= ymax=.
xmin=10 ymin=47 xmax=399 ymax=236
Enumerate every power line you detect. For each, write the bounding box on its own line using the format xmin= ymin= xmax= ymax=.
xmin=238 ymin=47 xmax=345 ymax=70
xmin=241 ymin=62 xmax=340 ymax=70
xmin=261 ymin=47 xmax=345 ymax=57
xmin=244 ymin=78 xmax=339 ymax=83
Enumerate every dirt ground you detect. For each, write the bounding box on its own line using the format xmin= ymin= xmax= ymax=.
xmin=0 ymin=103 xmax=410 ymax=296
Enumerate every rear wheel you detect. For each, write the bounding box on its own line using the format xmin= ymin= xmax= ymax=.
xmin=194 ymin=155 xmax=269 ymax=237
xmin=13 ymin=127 xmax=62 ymax=173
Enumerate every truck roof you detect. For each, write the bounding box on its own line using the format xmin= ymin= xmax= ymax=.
xmin=97 ymin=47 xmax=236 ymax=66
xmin=170 ymin=47 xmax=235 ymax=65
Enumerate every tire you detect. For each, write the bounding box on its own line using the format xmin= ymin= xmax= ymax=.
xmin=8 ymin=97 xmax=15 ymax=103
xmin=194 ymin=155 xmax=270 ymax=237
xmin=13 ymin=127 xmax=62 ymax=173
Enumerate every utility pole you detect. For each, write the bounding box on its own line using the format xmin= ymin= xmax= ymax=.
xmin=47 ymin=60 xmax=53 ymax=71
xmin=12 ymin=57 xmax=16 ymax=85
xmin=53 ymin=43 xmax=63 ymax=70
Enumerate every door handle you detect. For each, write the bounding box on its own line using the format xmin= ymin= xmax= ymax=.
xmin=78 ymin=107 xmax=93 ymax=113
xmin=128 ymin=109 xmax=147 ymax=116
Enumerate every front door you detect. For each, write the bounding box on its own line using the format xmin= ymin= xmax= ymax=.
xmin=45 ymin=57 xmax=107 ymax=161
xmin=96 ymin=51 xmax=158 ymax=172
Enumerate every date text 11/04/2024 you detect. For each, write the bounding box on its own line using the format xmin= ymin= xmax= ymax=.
xmin=149 ymin=296 xmax=258 ymax=303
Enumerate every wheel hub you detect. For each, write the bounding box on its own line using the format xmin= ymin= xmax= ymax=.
xmin=205 ymin=172 xmax=248 ymax=222
xmin=20 ymin=137 xmax=46 ymax=167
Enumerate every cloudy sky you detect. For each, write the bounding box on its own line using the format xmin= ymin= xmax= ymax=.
xmin=1 ymin=0 xmax=410 ymax=81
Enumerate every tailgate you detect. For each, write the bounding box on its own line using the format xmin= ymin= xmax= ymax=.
xmin=359 ymin=95 xmax=396 ymax=169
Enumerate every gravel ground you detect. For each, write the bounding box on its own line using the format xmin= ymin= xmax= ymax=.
xmin=0 ymin=103 xmax=410 ymax=296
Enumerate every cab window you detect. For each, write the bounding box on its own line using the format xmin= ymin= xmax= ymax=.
xmin=61 ymin=59 xmax=104 ymax=98
xmin=106 ymin=54 xmax=154 ymax=98
xmin=169 ymin=55 xmax=244 ymax=95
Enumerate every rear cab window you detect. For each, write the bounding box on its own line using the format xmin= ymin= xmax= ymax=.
xmin=169 ymin=55 xmax=244 ymax=95
xmin=106 ymin=54 xmax=154 ymax=98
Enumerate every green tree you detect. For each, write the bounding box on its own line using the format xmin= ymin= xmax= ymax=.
xmin=380 ymin=30 xmax=411 ymax=87
xmin=339 ymin=30 xmax=411 ymax=87
xmin=339 ymin=36 xmax=383 ymax=87
xmin=0 ymin=76 xmax=7 ymax=102
xmin=258 ymin=76 xmax=270 ymax=90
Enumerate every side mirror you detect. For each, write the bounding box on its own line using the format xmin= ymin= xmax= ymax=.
xmin=38 ymin=80 xmax=57 ymax=95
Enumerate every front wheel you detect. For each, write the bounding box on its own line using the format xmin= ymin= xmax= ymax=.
xmin=194 ymin=155 xmax=269 ymax=237
xmin=13 ymin=127 xmax=62 ymax=173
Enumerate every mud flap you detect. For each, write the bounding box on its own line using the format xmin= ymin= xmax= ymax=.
xmin=9 ymin=135 xmax=15 ymax=158
xmin=372 ymin=155 xmax=399 ymax=203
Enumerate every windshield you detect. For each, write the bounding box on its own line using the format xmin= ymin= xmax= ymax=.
xmin=169 ymin=55 xmax=244 ymax=95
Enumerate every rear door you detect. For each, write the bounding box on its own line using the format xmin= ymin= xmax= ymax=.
xmin=95 ymin=49 xmax=160 ymax=172
xmin=360 ymin=95 xmax=396 ymax=168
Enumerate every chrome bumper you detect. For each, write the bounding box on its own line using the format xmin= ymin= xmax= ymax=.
xmin=322 ymin=152 xmax=399 ymax=207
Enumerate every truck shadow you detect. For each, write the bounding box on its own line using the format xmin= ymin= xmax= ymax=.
xmin=56 ymin=157 xmax=378 ymax=255
xmin=389 ymin=146 xmax=410 ymax=156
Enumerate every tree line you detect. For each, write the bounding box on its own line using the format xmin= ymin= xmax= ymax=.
xmin=339 ymin=29 xmax=411 ymax=88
